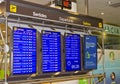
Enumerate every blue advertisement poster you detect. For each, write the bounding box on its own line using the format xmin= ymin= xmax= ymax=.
xmin=13 ymin=27 xmax=37 ymax=75
xmin=65 ymin=33 xmax=81 ymax=71
xmin=84 ymin=35 xmax=97 ymax=70
xmin=42 ymin=31 xmax=61 ymax=73
xmin=93 ymin=49 xmax=120 ymax=84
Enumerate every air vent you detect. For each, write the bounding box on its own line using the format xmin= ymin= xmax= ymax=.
xmin=110 ymin=2 xmax=120 ymax=8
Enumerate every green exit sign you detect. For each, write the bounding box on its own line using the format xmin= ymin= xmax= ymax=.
xmin=104 ymin=24 xmax=120 ymax=35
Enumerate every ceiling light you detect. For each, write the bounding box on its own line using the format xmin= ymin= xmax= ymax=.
xmin=108 ymin=1 xmax=112 ymax=5
xmin=101 ymin=12 xmax=104 ymax=15
xmin=0 ymin=0 xmax=4 ymax=3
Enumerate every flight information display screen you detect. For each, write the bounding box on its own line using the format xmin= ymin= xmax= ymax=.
xmin=65 ymin=33 xmax=81 ymax=71
xmin=13 ymin=27 xmax=36 ymax=75
xmin=42 ymin=31 xmax=61 ymax=73
xmin=84 ymin=35 xmax=97 ymax=70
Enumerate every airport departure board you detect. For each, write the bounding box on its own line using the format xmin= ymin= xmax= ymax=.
xmin=42 ymin=31 xmax=61 ymax=73
xmin=65 ymin=33 xmax=81 ymax=71
xmin=84 ymin=35 xmax=97 ymax=70
xmin=13 ymin=27 xmax=36 ymax=75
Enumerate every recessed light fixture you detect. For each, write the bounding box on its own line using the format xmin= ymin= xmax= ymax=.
xmin=101 ymin=12 xmax=104 ymax=15
xmin=108 ymin=1 xmax=112 ymax=5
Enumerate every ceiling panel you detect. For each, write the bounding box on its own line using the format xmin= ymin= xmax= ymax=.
xmin=22 ymin=0 xmax=120 ymax=26
xmin=88 ymin=0 xmax=120 ymax=25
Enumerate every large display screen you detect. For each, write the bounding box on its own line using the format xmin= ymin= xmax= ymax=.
xmin=65 ymin=33 xmax=81 ymax=71
xmin=13 ymin=27 xmax=36 ymax=75
xmin=84 ymin=35 xmax=97 ymax=70
xmin=42 ymin=31 xmax=61 ymax=73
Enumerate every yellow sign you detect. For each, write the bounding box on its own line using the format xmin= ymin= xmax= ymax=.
xmin=14 ymin=27 xmax=17 ymax=31
xmin=10 ymin=4 xmax=17 ymax=13
xmin=83 ymin=21 xmax=91 ymax=26
xmin=98 ymin=22 xmax=103 ymax=28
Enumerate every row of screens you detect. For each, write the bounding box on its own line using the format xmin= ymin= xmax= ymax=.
xmin=12 ymin=27 xmax=97 ymax=75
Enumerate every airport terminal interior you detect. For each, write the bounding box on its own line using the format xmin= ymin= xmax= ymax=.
xmin=0 ymin=0 xmax=120 ymax=84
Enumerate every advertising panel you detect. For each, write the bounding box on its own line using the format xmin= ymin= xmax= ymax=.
xmin=84 ymin=35 xmax=97 ymax=70
xmin=94 ymin=49 xmax=120 ymax=84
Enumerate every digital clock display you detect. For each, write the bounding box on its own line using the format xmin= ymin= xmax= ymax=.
xmin=84 ymin=35 xmax=97 ymax=70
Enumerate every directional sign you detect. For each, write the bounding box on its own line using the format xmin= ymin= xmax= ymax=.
xmin=84 ymin=35 xmax=97 ymax=70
